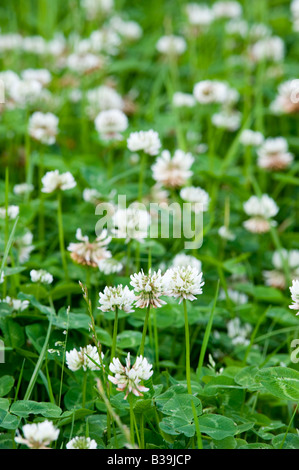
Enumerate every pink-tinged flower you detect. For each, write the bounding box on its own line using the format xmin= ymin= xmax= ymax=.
xmin=108 ymin=353 xmax=153 ymax=399
xmin=130 ymin=269 xmax=167 ymax=308
xmin=257 ymin=137 xmax=293 ymax=171
xmin=243 ymin=194 xmax=279 ymax=234
xmin=94 ymin=109 xmax=128 ymax=140
xmin=271 ymin=79 xmax=299 ymax=115
xmin=151 ymin=150 xmax=194 ymax=188
xmin=67 ymin=228 xmax=111 ymax=267
xmin=263 ymin=249 xmax=299 ymax=290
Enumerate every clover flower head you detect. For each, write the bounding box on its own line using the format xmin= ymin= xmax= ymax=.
xmin=130 ymin=269 xmax=167 ymax=308
xmin=66 ymin=344 xmax=104 ymax=371
xmin=243 ymin=194 xmax=279 ymax=234
xmin=108 ymin=352 xmax=153 ymax=399
xmin=15 ymin=420 xmax=59 ymax=449
xmin=68 ymin=228 xmax=112 ymax=267
xmin=41 ymin=170 xmax=76 ymax=193
xmin=30 ymin=269 xmax=53 ymax=285
xmin=66 ymin=436 xmax=98 ymax=449
xmin=127 ymin=130 xmax=161 ymax=156
xmin=98 ymin=284 xmax=136 ymax=313
xmin=163 ymin=266 xmax=204 ymax=303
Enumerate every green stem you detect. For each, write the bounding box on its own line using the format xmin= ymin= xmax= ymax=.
xmin=153 ymin=308 xmax=159 ymax=372
xmin=183 ymin=299 xmax=203 ymax=449
xmin=129 ymin=395 xmax=135 ymax=445
xmin=138 ymin=152 xmax=147 ymax=202
xmin=139 ymin=305 xmax=151 ymax=356
xmin=279 ymin=404 xmax=298 ymax=449
xmin=82 ymin=371 xmax=87 ymax=408
xmin=140 ymin=414 xmax=145 ymax=450
xmin=57 ymin=191 xmax=69 ymax=281
xmin=196 ymin=280 xmax=220 ymax=378
xmin=111 ymin=307 xmax=119 ymax=361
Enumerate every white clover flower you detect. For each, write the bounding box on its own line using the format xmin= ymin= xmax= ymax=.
xmin=240 ymin=129 xmax=264 ymax=147
xmin=15 ymin=231 xmax=34 ymax=263
xmin=291 ymin=0 xmax=299 ymax=30
xmin=0 ymin=272 xmax=4 ymax=284
xmin=95 ymin=109 xmax=128 ymax=140
xmin=172 ymin=253 xmax=202 ymax=272
xmin=250 ymin=36 xmax=285 ymax=63
xmin=108 ymin=353 xmax=153 ymax=399
xmin=30 ymin=269 xmax=53 ymax=285
xmin=0 ymin=205 xmax=19 ymax=220
xmin=212 ymin=109 xmax=242 ymax=131
xmin=13 ymin=183 xmax=34 ymax=196
xmin=0 ymin=34 xmax=22 ymax=52
xmin=41 ymin=170 xmax=76 ymax=193
xmin=98 ymin=285 xmax=136 ymax=313
xmin=83 ymin=188 xmax=101 ymax=204
xmin=66 ymin=52 xmax=103 ymax=74
xmin=15 ymin=420 xmax=59 ymax=449
xmin=193 ymin=80 xmax=229 ymax=104
xmin=98 ymin=258 xmax=123 ymax=275
xmin=127 ymin=130 xmax=161 ymax=156
xmin=109 ymin=16 xmax=143 ymax=40
xmin=264 ymin=250 xmax=299 ymax=290
xmin=22 ymin=35 xmax=47 ymax=54
xmin=180 ymin=186 xmax=210 ymax=212
xmin=66 ymin=344 xmax=104 ymax=372
xmin=81 ymin=0 xmax=114 ymax=20
xmin=212 ymin=1 xmax=242 ymax=19
xmin=151 ymin=149 xmax=194 ymax=188
xmin=227 ymin=317 xmax=252 ymax=346
xmin=86 ymin=85 xmax=124 ymax=118
xmin=185 ymin=3 xmax=214 ymax=27
xmin=0 ymin=296 xmax=29 ymax=312
xmin=21 ymin=68 xmax=52 ymax=86
xmin=68 ymin=228 xmax=111 ymax=267
xmin=219 ymin=288 xmax=248 ymax=305
xmin=28 ymin=112 xmax=59 ymax=145
xmin=249 ymin=23 xmax=272 ymax=41
xmin=289 ymin=280 xmax=299 ymax=313
xmin=66 ymin=436 xmax=98 ymax=449
xmin=163 ymin=266 xmax=204 ymax=303
xmin=270 ymin=79 xmax=299 ymax=115
xmin=9 ymin=78 xmax=43 ymax=107
xmin=89 ymin=29 xmax=121 ymax=55
xmin=156 ymin=35 xmax=187 ymax=55
xmin=218 ymin=225 xmax=236 ymax=241
xmin=225 ymin=19 xmax=248 ymax=37
xmin=243 ymin=194 xmax=279 ymax=234
xmin=130 ymin=269 xmax=167 ymax=309
xmin=111 ymin=204 xmax=150 ymax=243
xmin=172 ymin=92 xmax=196 ymax=108
xmin=257 ymin=137 xmax=294 ymax=170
